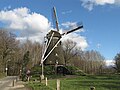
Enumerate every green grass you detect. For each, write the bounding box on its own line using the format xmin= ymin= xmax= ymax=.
xmin=27 ymin=82 xmax=53 ymax=90
xmin=27 ymin=75 xmax=120 ymax=90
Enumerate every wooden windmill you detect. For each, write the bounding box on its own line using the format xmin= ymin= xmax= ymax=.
xmin=40 ymin=7 xmax=83 ymax=79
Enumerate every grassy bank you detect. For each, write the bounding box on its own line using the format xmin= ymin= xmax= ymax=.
xmin=27 ymin=75 xmax=120 ymax=90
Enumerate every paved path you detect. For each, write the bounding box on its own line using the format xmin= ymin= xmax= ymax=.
xmin=9 ymin=81 xmax=31 ymax=90
xmin=0 ymin=76 xmax=17 ymax=90
xmin=0 ymin=76 xmax=31 ymax=90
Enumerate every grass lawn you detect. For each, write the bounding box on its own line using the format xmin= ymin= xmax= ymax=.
xmin=27 ymin=75 xmax=120 ymax=90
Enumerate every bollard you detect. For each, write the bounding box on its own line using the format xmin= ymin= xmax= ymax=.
xmin=40 ymin=75 xmax=42 ymax=82
xmin=45 ymin=77 xmax=48 ymax=86
xmin=90 ymin=86 xmax=95 ymax=90
xmin=27 ymin=76 xmax=30 ymax=82
xmin=12 ymin=80 xmax=15 ymax=87
xmin=57 ymin=79 xmax=60 ymax=90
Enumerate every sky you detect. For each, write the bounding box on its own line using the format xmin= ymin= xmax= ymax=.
xmin=0 ymin=0 xmax=120 ymax=62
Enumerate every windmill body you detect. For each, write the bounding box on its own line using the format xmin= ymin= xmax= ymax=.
xmin=43 ymin=30 xmax=65 ymax=65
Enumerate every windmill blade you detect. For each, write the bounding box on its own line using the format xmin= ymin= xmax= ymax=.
xmin=62 ymin=25 xmax=83 ymax=35
xmin=52 ymin=7 xmax=59 ymax=31
xmin=41 ymin=32 xmax=54 ymax=63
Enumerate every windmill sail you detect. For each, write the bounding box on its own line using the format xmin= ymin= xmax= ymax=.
xmin=52 ymin=7 xmax=59 ymax=31
xmin=62 ymin=25 xmax=83 ymax=35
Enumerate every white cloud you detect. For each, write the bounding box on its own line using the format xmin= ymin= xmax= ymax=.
xmin=0 ymin=7 xmax=50 ymax=43
xmin=96 ymin=0 xmax=115 ymax=5
xmin=62 ymin=33 xmax=88 ymax=50
xmin=80 ymin=0 xmax=120 ymax=11
xmin=61 ymin=21 xmax=84 ymax=32
xmin=105 ymin=59 xmax=115 ymax=66
xmin=0 ymin=7 xmax=88 ymax=50
xmin=62 ymin=22 xmax=78 ymax=29
xmin=61 ymin=22 xmax=88 ymax=50
xmin=62 ymin=10 xmax=72 ymax=14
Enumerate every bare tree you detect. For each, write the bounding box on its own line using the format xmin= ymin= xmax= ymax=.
xmin=0 ymin=29 xmax=19 ymax=74
xmin=62 ymin=39 xmax=80 ymax=66
xmin=81 ymin=50 xmax=105 ymax=74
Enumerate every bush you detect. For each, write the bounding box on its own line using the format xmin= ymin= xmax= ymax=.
xmin=44 ymin=66 xmax=55 ymax=75
xmin=65 ymin=66 xmax=86 ymax=76
xmin=21 ymin=73 xmax=28 ymax=81
xmin=30 ymin=65 xmax=86 ymax=80
xmin=30 ymin=65 xmax=55 ymax=77
xmin=30 ymin=65 xmax=42 ymax=77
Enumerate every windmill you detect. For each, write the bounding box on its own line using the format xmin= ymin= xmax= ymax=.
xmin=40 ymin=7 xmax=83 ymax=79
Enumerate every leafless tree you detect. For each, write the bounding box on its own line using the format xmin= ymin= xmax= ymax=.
xmin=62 ymin=39 xmax=81 ymax=66
xmin=0 ymin=29 xmax=19 ymax=74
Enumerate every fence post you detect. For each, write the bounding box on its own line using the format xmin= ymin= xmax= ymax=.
xmin=46 ymin=77 xmax=48 ymax=86
xmin=12 ymin=80 xmax=15 ymax=87
xmin=27 ymin=76 xmax=30 ymax=82
xmin=57 ymin=79 xmax=60 ymax=90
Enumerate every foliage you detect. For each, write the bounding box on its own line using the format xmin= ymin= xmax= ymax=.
xmin=21 ymin=51 xmax=30 ymax=81
xmin=22 ymin=51 xmax=30 ymax=68
xmin=65 ymin=66 xmax=86 ymax=76
xmin=44 ymin=66 xmax=55 ymax=75
xmin=30 ymin=65 xmax=42 ymax=77
xmin=30 ymin=65 xmax=56 ymax=79
xmin=114 ymin=53 xmax=120 ymax=73
xmin=30 ymin=65 xmax=86 ymax=80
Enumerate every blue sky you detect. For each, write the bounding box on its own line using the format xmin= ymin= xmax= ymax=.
xmin=0 ymin=0 xmax=120 ymax=60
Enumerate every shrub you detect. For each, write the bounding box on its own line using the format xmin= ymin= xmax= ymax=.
xmin=30 ymin=65 xmax=55 ymax=77
xmin=44 ymin=66 xmax=55 ymax=75
xmin=65 ymin=66 xmax=86 ymax=76
xmin=30 ymin=65 xmax=41 ymax=77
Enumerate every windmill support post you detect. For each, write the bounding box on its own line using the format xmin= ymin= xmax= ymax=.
xmin=40 ymin=32 xmax=54 ymax=80
xmin=41 ymin=62 xmax=44 ymax=80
